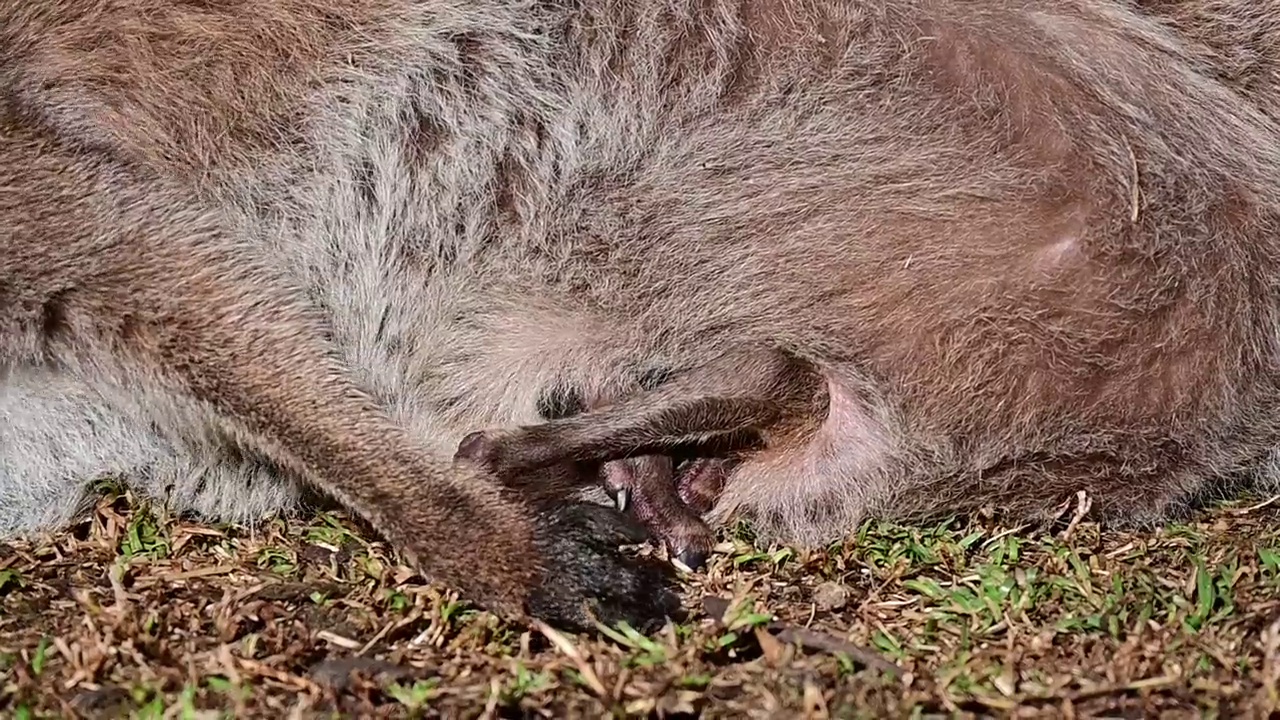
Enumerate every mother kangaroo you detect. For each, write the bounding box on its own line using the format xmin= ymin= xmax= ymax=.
xmin=3 ymin=0 xmax=1280 ymax=632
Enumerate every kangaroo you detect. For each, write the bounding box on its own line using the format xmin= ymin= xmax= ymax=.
xmin=469 ymin=0 xmax=1280 ymax=549
xmin=442 ymin=0 xmax=1280 ymax=547
xmin=4 ymin=0 xmax=1280 ymax=634
xmin=0 ymin=0 xmax=697 ymax=633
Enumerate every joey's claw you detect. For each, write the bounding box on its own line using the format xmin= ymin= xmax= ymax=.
xmin=615 ymin=487 xmax=630 ymax=513
xmin=664 ymin=523 xmax=715 ymax=571
xmin=526 ymin=502 xmax=684 ymax=634
xmin=673 ymin=547 xmax=709 ymax=573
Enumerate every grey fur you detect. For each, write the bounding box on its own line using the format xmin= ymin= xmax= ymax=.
xmin=4 ymin=0 xmax=1280 ymax=623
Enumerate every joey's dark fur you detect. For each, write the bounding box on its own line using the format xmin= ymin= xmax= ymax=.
xmin=4 ymin=0 xmax=1280 ymax=630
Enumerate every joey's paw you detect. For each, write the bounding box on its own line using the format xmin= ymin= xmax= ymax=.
xmin=526 ymin=503 xmax=684 ymax=634
xmin=602 ymin=455 xmax=717 ymax=572
xmin=677 ymin=457 xmax=731 ymax=514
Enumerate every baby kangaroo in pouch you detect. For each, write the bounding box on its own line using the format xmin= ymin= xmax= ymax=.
xmin=7 ymin=0 xmax=1280 ymax=634
xmin=457 ymin=347 xmax=823 ymax=570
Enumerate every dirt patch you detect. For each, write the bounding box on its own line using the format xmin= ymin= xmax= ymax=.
xmin=4 ymin=485 xmax=1280 ymax=717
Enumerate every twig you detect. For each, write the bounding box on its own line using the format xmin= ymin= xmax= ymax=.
xmin=316 ymin=630 xmax=361 ymax=651
xmin=1060 ymin=490 xmax=1093 ymax=542
xmin=107 ymin=561 xmax=131 ymax=619
xmin=768 ymin=624 xmax=904 ymax=678
xmin=532 ymin=619 xmax=608 ymax=697
xmin=980 ymin=523 xmax=1030 ymax=550
xmin=1230 ymin=494 xmax=1280 ymax=516
xmin=358 ymin=615 xmax=409 ymax=656
xmin=237 ymin=657 xmax=323 ymax=693
xmin=480 ymin=676 xmax=501 ymax=720
xmin=158 ymin=565 xmax=237 ymax=582
xmin=1066 ymin=674 xmax=1181 ymax=701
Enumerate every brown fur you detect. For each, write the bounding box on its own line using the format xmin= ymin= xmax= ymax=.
xmin=1136 ymin=0 xmax=1280 ymax=123
xmin=4 ymin=0 xmax=1280 ymax=629
xmin=0 ymin=0 xmax=689 ymax=632
xmin=523 ymin=0 xmax=1280 ymax=541
xmin=431 ymin=0 xmax=1280 ymax=543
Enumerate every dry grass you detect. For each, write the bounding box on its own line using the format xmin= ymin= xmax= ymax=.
xmin=5 ymin=482 xmax=1280 ymax=718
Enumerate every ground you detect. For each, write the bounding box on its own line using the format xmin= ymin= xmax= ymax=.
xmin=4 ymin=484 xmax=1280 ymax=719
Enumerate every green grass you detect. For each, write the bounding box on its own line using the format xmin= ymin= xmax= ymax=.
xmin=3 ymin=488 xmax=1280 ymax=716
